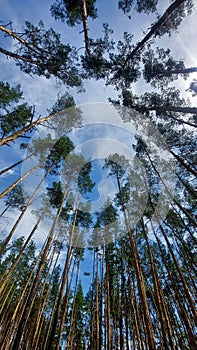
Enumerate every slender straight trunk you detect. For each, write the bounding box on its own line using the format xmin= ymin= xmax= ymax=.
xmin=30 ymin=243 xmax=57 ymax=350
xmin=170 ymin=149 xmax=197 ymax=177
xmin=11 ymin=184 xmax=70 ymax=349
xmin=119 ymin=265 xmax=124 ymax=350
xmin=0 ymin=159 xmax=44 ymax=200
xmin=42 ymin=262 xmax=70 ymax=350
xmin=80 ymin=0 xmax=90 ymax=55
xmin=0 ymin=206 xmax=48 ymax=295
xmin=0 ymin=204 xmax=11 ymax=218
xmin=95 ymin=250 xmax=100 ymax=350
xmin=141 ymin=219 xmax=176 ymax=350
xmin=41 ymin=244 xmax=67 ymax=350
xmin=146 ymin=151 xmax=197 ymax=227
xmin=0 ymin=162 xmax=49 ymax=257
xmin=105 ymin=246 xmax=112 ymax=350
xmin=66 ymin=258 xmax=80 ymax=350
xmin=33 ymin=246 xmax=62 ymax=350
xmin=123 ymin=0 xmax=186 ymax=66
xmin=127 ymin=274 xmax=143 ymax=350
xmin=89 ymin=249 xmax=96 ymax=350
xmin=176 ymin=173 xmax=197 ymax=198
xmin=115 ymin=274 xmax=120 ymax=349
xmin=150 ymin=221 xmax=196 ymax=349
xmin=99 ymin=247 xmax=104 ymax=350
xmin=0 ymin=277 xmax=16 ymax=318
xmin=116 ymin=171 xmax=156 ymax=350
xmin=50 ymin=199 xmax=79 ymax=350
xmin=129 ymin=255 xmax=152 ymax=349
xmin=56 ymin=252 xmax=76 ymax=348
xmin=1 ymin=248 xmax=43 ymax=350
xmin=123 ymin=285 xmax=130 ymax=350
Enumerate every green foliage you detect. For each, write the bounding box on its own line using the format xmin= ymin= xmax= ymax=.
xmin=78 ymin=161 xmax=95 ymax=195
xmin=75 ymin=207 xmax=92 ymax=228
xmin=105 ymin=153 xmax=130 ymax=180
xmin=142 ymin=47 xmax=185 ymax=87
xmin=48 ymin=92 xmax=76 ymax=115
xmin=51 ymin=0 xmax=97 ymax=26
xmin=45 ymin=135 xmax=74 ymax=174
xmin=98 ymin=201 xmax=118 ymax=227
xmin=31 ymin=134 xmax=55 ymax=160
xmin=4 ymin=184 xmax=28 ymax=211
xmin=156 ymin=0 xmax=194 ymax=36
xmin=188 ymin=79 xmax=197 ymax=96
xmin=73 ymin=283 xmax=86 ymax=349
xmin=81 ymin=24 xmax=115 ymax=79
xmin=118 ymin=0 xmax=158 ymax=16
xmin=108 ymin=32 xmax=141 ymax=89
xmin=16 ymin=20 xmax=81 ymax=86
xmin=0 ymin=2 xmax=196 ymax=349
xmin=0 ymin=81 xmax=32 ymax=138
xmin=47 ymin=181 xmax=64 ymax=208
xmin=0 ymin=237 xmax=36 ymax=307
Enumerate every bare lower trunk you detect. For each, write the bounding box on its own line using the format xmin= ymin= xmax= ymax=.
xmin=81 ymin=0 xmax=90 ymax=55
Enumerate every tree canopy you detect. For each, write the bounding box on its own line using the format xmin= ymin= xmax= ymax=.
xmin=0 ymin=1 xmax=196 ymax=349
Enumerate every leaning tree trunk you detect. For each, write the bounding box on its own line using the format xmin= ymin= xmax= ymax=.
xmin=0 ymin=206 xmax=48 ymax=295
xmin=157 ymin=66 xmax=197 ymax=77
xmin=141 ymin=218 xmax=176 ymax=350
xmin=0 ymin=248 xmax=43 ymax=350
xmin=151 ymin=222 xmax=196 ymax=349
xmin=11 ymin=184 xmax=70 ymax=349
xmin=0 ymin=162 xmax=50 ymax=257
xmin=30 ymin=243 xmax=57 ymax=350
xmin=0 ymin=152 xmax=33 ymax=176
xmin=123 ymin=0 xmax=186 ymax=66
xmin=0 ymin=113 xmax=56 ymax=147
xmin=146 ymin=151 xmax=197 ymax=227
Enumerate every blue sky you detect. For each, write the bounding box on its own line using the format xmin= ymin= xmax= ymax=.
xmin=0 ymin=1 xmax=197 ymax=290
xmin=1 ymin=0 xmax=196 ymax=115
xmin=1 ymin=0 xmax=196 ymax=206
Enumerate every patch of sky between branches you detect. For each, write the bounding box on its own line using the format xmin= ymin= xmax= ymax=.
xmin=68 ymin=123 xmax=136 ymax=210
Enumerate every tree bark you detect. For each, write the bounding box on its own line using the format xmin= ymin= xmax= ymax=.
xmin=116 ymin=170 xmax=156 ymax=350
xmin=141 ymin=219 xmax=176 ymax=350
xmin=49 ymin=199 xmax=79 ymax=349
xmin=0 ymin=162 xmax=48 ymax=257
xmin=11 ymin=184 xmax=69 ymax=349
xmin=0 ymin=206 xmax=48 ymax=295
xmin=81 ymin=0 xmax=90 ymax=55
xmin=0 ymin=113 xmax=56 ymax=147
xmin=158 ymin=66 xmax=197 ymax=77
xmin=123 ymin=0 xmax=186 ymax=66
